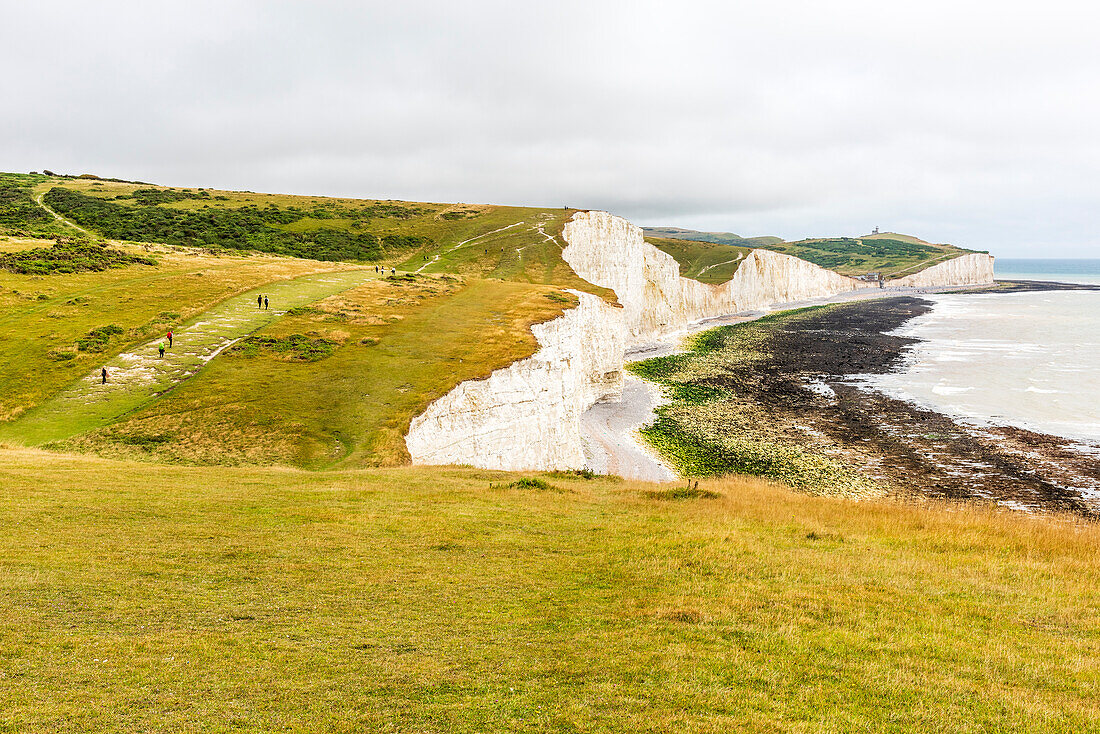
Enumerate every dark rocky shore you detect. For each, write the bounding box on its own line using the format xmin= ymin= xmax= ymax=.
xmin=764 ymin=284 xmax=1100 ymax=517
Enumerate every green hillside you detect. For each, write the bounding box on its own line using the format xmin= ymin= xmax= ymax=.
xmin=3 ymin=172 xmax=606 ymax=295
xmin=644 ymin=226 xmax=980 ymax=278
xmin=643 ymin=236 xmax=751 ymax=284
xmin=0 ymin=172 xmax=602 ymax=467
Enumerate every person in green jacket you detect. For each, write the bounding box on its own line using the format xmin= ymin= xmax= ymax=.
xmin=158 ymin=343 xmax=165 ymax=358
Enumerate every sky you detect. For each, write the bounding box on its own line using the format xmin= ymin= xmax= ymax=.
xmin=3 ymin=1 xmax=1099 ymax=257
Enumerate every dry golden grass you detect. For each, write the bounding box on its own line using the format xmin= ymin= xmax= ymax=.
xmin=1 ymin=448 xmax=1097 ymax=732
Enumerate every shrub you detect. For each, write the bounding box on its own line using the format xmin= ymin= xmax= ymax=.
xmin=644 ymin=486 xmax=722 ymax=500
xmin=0 ymin=241 xmax=157 ymax=275
xmin=228 ymin=334 xmax=340 ymax=362
xmin=40 ymin=187 xmax=434 ymax=263
xmin=490 ymin=477 xmax=560 ymax=491
xmin=76 ymin=325 xmax=125 ymax=352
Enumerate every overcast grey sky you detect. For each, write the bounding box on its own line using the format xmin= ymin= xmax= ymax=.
xmin=3 ymin=1 xmax=1099 ymax=256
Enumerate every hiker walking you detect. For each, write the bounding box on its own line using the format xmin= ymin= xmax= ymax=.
xmin=390 ymin=267 xmax=395 ymax=275
xmin=167 ymin=330 xmax=173 ymax=348
xmin=257 ymin=294 xmax=263 ymax=309
xmin=158 ymin=342 xmax=166 ymax=358
xmin=101 ymin=367 xmax=108 ymax=384
xmin=264 ymin=296 xmax=269 ymax=310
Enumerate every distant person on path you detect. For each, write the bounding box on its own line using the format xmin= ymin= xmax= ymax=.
xmin=264 ymin=296 xmax=269 ymax=310
xmin=257 ymin=294 xmax=263 ymax=309
xmin=167 ymin=330 xmax=173 ymax=348
xmin=158 ymin=343 xmax=165 ymax=358
xmin=101 ymin=367 xmax=107 ymax=384
xmin=390 ymin=267 xmax=395 ymax=275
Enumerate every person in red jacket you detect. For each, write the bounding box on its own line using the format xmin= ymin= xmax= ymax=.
xmin=167 ymin=330 xmax=173 ymax=348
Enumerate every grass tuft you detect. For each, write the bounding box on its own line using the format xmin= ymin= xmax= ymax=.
xmin=645 ymin=486 xmax=722 ymax=500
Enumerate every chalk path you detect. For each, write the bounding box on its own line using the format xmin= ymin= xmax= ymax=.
xmin=580 ymin=283 xmax=988 ymax=482
xmin=3 ymin=269 xmax=374 ymax=446
xmin=34 ymin=191 xmax=90 ymax=234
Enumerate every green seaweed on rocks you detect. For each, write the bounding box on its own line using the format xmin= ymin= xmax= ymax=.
xmin=630 ymin=306 xmax=880 ymax=498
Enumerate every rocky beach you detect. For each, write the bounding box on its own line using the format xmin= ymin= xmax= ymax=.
xmin=631 ymin=283 xmax=1100 ymax=517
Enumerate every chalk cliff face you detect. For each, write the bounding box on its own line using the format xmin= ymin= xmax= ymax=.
xmin=561 ymin=210 xmax=866 ymax=342
xmin=405 ymin=292 xmax=625 ymax=470
xmin=405 ymin=210 xmax=995 ymax=471
xmin=886 ymin=252 xmax=995 ymax=288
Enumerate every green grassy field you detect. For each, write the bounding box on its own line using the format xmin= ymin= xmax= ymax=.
xmin=0 ymin=244 xmax=361 ymax=424
xmin=1 ymin=448 xmax=1097 ymax=732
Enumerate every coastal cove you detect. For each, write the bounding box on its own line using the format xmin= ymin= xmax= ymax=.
xmin=628 ymin=286 xmax=1100 ymax=517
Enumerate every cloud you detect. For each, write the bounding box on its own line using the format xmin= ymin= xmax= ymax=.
xmin=3 ymin=0 xmax=1099 ymax=256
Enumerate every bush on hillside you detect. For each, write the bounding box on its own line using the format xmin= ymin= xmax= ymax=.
xmin=0 ymin=241 xmax=158 ymax=275
xmin=41 ymin=187 xmax=433 ymax=263
xmin=228 ymin=334 xmax=340 ymax=362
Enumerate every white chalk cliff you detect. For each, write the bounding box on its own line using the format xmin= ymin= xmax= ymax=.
xmin=405 ymin=211 xmax=996 ymax=471
xmin=561 ymin=211 xmax=867 ymax=343
xmin=886 ymin=252 xmax=995 ymax=288
xmin=405 ymin=291 xmax=625 ymax=470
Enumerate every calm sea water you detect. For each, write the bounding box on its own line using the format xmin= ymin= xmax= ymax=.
xmin=995 ymin=258 xmax=1100 ymax=285
xmin=861 ymin=259 xmax=1100 ymax=444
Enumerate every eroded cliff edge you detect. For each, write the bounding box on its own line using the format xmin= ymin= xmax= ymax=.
xmin=405 ymin=291 xmax=625 ymax=470
xmin=405 ymin=211 xmax=996 ymax=471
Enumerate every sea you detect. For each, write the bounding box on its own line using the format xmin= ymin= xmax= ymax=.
xmin=860 ymin=259 xmax=1100 ymax=445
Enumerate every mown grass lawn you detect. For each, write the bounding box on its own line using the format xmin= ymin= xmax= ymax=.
xmin=1 ymin=449 xmax=1097 ymax=732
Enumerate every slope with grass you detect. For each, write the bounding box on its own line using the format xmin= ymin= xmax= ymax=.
xmin=55 ymin=275 xmax=579 ymax=468
xmin=0 ymin=268 xmax=377 ymax=447
xmin=644 ymin=225 xmax=982 ymax=278
xmin=642 ymin=236 xmax=751 ymax=284
xmin=1 ymin=448 xmax=1098 ymax=732
xmin=0 ymin=173 xmax=608 ymax=467
xmin=5 ymin=173 xmax=608 ymax=296
xmin=0 ymin=243 xmax=363 ymax=424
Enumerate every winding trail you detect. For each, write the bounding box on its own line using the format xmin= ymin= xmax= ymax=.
xmin=416 ymin=222 xmax=526 ymax=272
xmin=34 ymin=192 xmax=90 ymax=234
xmin=1 ymin=269 xmax=374 ymax=446
xmin=579 ymin=282 xmax=994 ymax=481
xmin=695 ymin=251 xmax=745 ymax=278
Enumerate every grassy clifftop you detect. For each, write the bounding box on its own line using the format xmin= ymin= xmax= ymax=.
xmin=644 ymin=225 xmax=980 ymax=278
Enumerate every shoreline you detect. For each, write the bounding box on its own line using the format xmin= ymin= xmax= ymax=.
xmin=580 ymin=280 xmax=1015 ymax=484
xmin=596 ymin=279 xmax=1100 ymax=516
